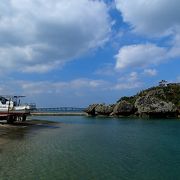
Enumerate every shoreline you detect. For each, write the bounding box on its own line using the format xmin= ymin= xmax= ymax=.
xmin=31 ymin=113 xmax=180 ymax=119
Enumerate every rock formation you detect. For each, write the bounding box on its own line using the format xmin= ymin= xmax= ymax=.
xmin=135 ymin=95 xmax=177 ymax=118
xmin=85 ymin=83 xmax=180 ymax=118
xmin=84 ymin=104 xmax=114 ymax=116
xmin=112 ymin=100 xmax=135 ymax=116
xmin=84 ymin=104 xmax=98 ymax=116
xmin=95 ymin=104 xmax=114 ymax=115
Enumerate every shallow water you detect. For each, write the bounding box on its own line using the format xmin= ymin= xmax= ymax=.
xmin=0 ymin=116 xmax=180 ymax=180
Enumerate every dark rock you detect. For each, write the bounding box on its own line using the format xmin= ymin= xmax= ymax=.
xmin=113 ymin=100 xmax=135 ymax=116
xmin=95 ymin=104 xmax=114 ymax=115
xmin=84 ymin=104 xmax=98 ymax=116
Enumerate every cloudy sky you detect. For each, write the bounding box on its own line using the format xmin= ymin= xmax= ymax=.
xmin=0 ymin=0 xmax=179 ymax=107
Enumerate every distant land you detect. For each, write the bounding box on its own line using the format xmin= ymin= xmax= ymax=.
xmin=85 ymin=81 xmax=180 ymax=118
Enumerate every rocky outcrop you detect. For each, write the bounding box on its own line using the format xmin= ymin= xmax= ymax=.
xmin=95 ymin=104 xmax=114 ymax=115
xmin=146 ymin=89 xmax=166 ymax=100
xmin=112 ymin=100 xmax=135 ymax=116
xmin=85 ymin=83 xmax=180 ymax=118
xmin=135 ymin=95 xmax=177 ymax=118
xmin=84 ymin=104 xmax=114 ymax=116
xmin=84 ymin=104 xmax=98 ymax=116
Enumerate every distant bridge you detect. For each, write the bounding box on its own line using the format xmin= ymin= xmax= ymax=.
xmin=34 ymin=107 xmax=85 ymax=113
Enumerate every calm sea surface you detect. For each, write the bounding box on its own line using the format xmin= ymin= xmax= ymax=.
xmin=0 ymin=116 xmax=180 ymax=180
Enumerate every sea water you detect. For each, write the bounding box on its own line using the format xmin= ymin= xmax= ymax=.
xmin=0 ymin=116 xmax=180 ymax=180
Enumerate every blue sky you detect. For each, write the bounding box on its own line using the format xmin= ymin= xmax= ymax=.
xmin=0 ymin=0 xmax=179 ymax=107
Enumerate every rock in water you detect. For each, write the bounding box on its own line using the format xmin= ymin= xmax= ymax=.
xmin=84 ymin=104 xmax=114 ymax=116
xmin=84 ymin=104 xmax=98 ymax=116
xmin=95 ymin=104 xmax=114 ymax=115
xmin=113 ymin=100 xmax=135 ymax=116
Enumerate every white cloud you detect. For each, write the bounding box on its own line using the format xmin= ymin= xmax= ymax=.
xmin=114 ymin=1 xmax=180 ymax=72
xmin=95 ymin=63 xmax=115 ymax=76
xmin=168 ymin=28 xmax=180 ymax=58
xmin=0 ymin=75 xmax=145 ymax=106
xmin=113 ymin=82 xmax=141 ymax=90
xmin=18 ymin=79 xmax=108 ymax=95
xmin=115 ymin=0 xmax=180 ymax=36
xmin=22 ymin=62 xmax=61 ymax=73
xmin=129 ymin=72 xmax=138 ymax=81
xmin=115 ymin=44 xmax=167 ymax=69
xmin=118 ymin=71 xmax=138 ymax=82
xmin=113 ymin=71 xmax=142 ymax=90
xmin=0 ymin=0 xmax=111 ymax=73
xmin=143 ymin=69 xmax=157 ymax=77
xmin=0 ymin=75 xmax=142 ymax=99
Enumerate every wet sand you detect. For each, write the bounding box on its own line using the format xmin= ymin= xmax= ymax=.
xmin=0 ymin=119 xmax=59 ymax=127
xmin=0 ymin=119 xmax=60 ymax=146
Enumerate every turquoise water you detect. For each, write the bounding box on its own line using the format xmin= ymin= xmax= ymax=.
xmin=0 ymin=116 xmax=180 ymax=180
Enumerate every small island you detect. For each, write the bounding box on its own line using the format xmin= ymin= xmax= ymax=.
xmin=85 ymin=81 xmax=180 ymax=118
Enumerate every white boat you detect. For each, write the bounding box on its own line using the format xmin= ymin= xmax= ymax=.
xmin=0 ymin=95 xmax=36 ymax=123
